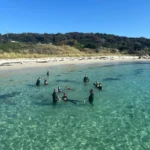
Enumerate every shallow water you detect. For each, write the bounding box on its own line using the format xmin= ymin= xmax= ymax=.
xmin=0 ymin=61 xmax=150 ymax=150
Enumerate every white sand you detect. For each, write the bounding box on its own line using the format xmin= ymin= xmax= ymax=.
xmin=0 ymin=56 xmax=150 ymax=70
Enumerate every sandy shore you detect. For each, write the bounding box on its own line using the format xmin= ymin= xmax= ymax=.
xmin=0 ymin=56 xmax=150 ymax=70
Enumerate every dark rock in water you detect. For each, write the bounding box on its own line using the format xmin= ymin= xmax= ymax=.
xmin=0 ymin=92 xmax=20 ymax=100
xmin=126 ymin=105 xmax=134 ymax=109
xmin=116 ymin=74 xmax=124 ymax=77
xmin=56 ymin=79 xmax=80 ymax=84
xmin=56 ymin=74 xmax=61 ymax=76
xmin=56 ymin=79 xmax=69 ymax=82
xmin=134 ymin=70 xmax=143 ymax=75
xmin=103 ymin=77 xmax=120 ymax=81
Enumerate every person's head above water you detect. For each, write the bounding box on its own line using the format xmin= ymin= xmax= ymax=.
xmin=85 ymin=74 xmax=87 ymax=77
xmin=64 ymin=93 xmax=67 ymax=96
xmin=90 ymin=89 xmax=94 ymax=94
xmin=58 ymin=86 xmax=60 ymax=89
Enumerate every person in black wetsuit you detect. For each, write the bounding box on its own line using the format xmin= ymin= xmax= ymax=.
xmin=62 ymin=93 xmax=67 ymax=102
xmin=97 ymin=83 xmax=102 ymax=90
xmin=47 ymin=71 xmax=49 ymax=76
xmin=44 ymin=79 xmax=48 ymax=85
xmin=36 ymin=77 xmax=41 ymax=86
xmin=62 ymin=93 xmax=78 ymax=104
xmin=88 ymin=89 xmax=94 ymax=106
xmin=93 ymin=81 xmax=99 ymax=86
xmin=83 ymin=74 xmax=89 ymax=83
xmin=52 ymin=89 xmax=59 ymax=105
xmin=58 ymin=86 xmax=63 ymax=93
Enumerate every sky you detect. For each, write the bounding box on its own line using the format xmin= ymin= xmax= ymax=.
xmin=0 ymin=0 xmax=150 ymax=38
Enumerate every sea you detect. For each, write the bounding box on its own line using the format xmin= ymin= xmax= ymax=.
xmin=0 ymin=61 xmax=150 ymax=150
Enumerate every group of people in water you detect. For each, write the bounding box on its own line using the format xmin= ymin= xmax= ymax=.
xmin=52 ymin=88 xmax=84 ymax=105
xmin=36 ymin=71 xmax=49 ymax=86
xmin=52 ymin=85 xmax=94 ymax=106
xmin=93 ymin=81 xmax=103 ymax=90
xmin=36 ymin=73 xmax=102 ymax=106
xmin=36 ymin=77 xmax=48 ymax=86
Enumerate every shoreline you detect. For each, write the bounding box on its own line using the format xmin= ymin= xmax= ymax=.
xmin=0 ymin=56 xmax=150 ymax=70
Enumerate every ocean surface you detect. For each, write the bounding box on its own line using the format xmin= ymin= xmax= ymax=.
xmin=0 ymin=61 xmax=150 ymax=150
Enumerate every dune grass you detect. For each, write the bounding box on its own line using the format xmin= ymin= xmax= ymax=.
xmin=0 ymin=43 xmax=123 ymax=59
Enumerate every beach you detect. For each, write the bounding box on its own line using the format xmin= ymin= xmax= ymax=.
xmin=0 ymin=55 xmax=149 ymax=70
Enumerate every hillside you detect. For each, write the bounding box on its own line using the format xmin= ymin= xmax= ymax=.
xmin=0 ymin=32 xmax=150 ymax=58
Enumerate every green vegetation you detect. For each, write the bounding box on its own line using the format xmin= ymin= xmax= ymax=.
xmin=0 ymin=43 xmax=119 ymax=59
xmin=0 ymin=32 xmax=150 ymax=58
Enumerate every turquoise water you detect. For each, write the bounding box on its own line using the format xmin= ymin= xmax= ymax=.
xmin=0 ymin=61 xmax=150 ymax=150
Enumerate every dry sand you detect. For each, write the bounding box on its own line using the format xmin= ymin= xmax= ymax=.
xmin=0 ymin=56 xmax=150 ymax=70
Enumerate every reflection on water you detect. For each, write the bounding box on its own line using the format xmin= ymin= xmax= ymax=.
xmin=0 ymin=61 xmax=150 ymax=149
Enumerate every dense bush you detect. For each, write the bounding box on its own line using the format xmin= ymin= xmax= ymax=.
xmin=1 ymin=32 xmax=150 ymax=55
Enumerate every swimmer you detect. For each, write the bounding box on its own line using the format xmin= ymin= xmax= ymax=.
xmin=66 ymin=86 xmax=71 ymax=90
xmin=97 ymin=83 xmax=103 ymax=90
xmin=58 ymin=86 xmax=63 ymax=93
xmin=44 ymin=79 xmax=48 ymax=85
xmin=36 ymin=77 xmax=41 ymax=86
xmin=52 ymin=89 xmax=59 ymax=105
xmin=47 ymin=71 xmax=49 ymax=76
xmin=83 ymin=74 xmax=89 ymax=82
xmin=62 ymin=93 xmax=67 ymax=101
xmin=93 ymin=81 xmax=99 ymax=86
xmin=62 ymin=93 xmax=78 ymax=104
xmin=88 ymin=89 xmax=94 ymax=106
